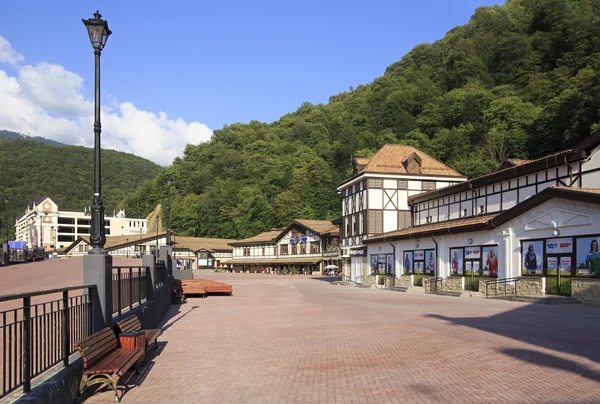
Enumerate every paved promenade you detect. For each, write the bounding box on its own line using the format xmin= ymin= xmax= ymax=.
xmin=84 ymin=273 xmax=599 ymax=404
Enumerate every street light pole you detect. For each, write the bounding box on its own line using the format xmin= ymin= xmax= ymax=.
xmin=82 ymin=11 xmax=111 ymax=254
xmin=166 ymin=178 xmax=172 ymax=246
xmin=4 ymin=198 xmax=8 ymax=243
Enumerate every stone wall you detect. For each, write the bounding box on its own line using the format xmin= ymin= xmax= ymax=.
xmin=517 ymin=277 xmax=544 ymax=296
xmin=383 ymin=276 xmax=395 ymax=288
xmin=396 ymin=275 xmax=412 ymax=287
xmin=572 ymin=278 xmax=600 ymax=305
xmin=362 ymin=274 xmax=376 ymax=286
xmin=443 ymin=276 xmax=464 ymax=292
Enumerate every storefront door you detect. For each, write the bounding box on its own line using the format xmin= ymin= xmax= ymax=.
xmin=546 ymin=255 xmax=572 ymax=295
xmin=351 ymin=257 xmax=362 ymax=284
xmin=465 ymin=259 xmax=480 ymax=291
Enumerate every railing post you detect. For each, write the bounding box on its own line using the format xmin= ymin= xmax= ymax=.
xmin=515 ymin=278 xmax=518 ymax=296
xmin=129 ymin=267 xmax=133 ymax=310
xmin=62 ymin=291 xmax=69 ymax=367
xmin=23 ymin=296 xmax=31 ymax=393
xmin=117 ymin=267 xmax=122 ymax=317
xmin=143 ymin=255 xmax=157 ymax=302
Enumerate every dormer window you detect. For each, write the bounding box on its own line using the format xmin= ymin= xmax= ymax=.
xmin=402 ymin=152 xmax=422 ymax=174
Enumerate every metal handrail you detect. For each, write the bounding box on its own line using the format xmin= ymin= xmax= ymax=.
xmin=485 ymin=277 xmax=519 ymax=298
xmin=424 ymin=277 xmax=443 ymax=293
xmin=0 ymin=285 xmax=96 ymax=397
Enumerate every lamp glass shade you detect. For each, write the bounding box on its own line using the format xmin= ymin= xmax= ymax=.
xmin=82 ymin=12 xmax=111 ymax=50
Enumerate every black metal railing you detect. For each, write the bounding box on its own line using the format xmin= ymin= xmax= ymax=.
xmin=112 ymin=266 xmax=149 ymax=316
xmin=485 ymin=277 xmax=519 ymax=298
xmin=0 ymin=285 xmax=95 ymax=398
xmin=155 ymin=261 xmax=168 ymax=288
xmin=425 ymin=277 xmax=443 ymax=293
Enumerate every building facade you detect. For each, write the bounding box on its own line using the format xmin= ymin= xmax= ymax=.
xmin=15 ymin=197 xmax=148 ymax=252
xmin=225 ymin=219 xmax=340 ymax=274
xmin=364 ymin=131 xmax=600 ymax=301
xmin=337 ymin=145 xmax=467 ymax=283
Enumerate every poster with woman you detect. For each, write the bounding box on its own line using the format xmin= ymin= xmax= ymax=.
xmin=403 ymin=252 xmax=413 ymax=274
xmin=371 ymin=255 xmax=378 ymax=274
xmin=482 ymin=246 xmax=498 ymax=277
xmin=386 ymin=254 xmax=394 ymax=274
xmin=426 ymin=250 xmax=436 ymax=275
xmin=576 ymin=237 xmax=600 ymax=276
xmin=450 ymin=248 xmax=463 ymax=275
xmin=522 ymin=240 xmax=543 ymax=275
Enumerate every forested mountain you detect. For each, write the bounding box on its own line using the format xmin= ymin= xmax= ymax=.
xmin=122 ymin=0 xmax=600 ymax=240
xmin=0 ymin=138 xmax=162 ymax=239
xmin=0 ymin=130 xmax=68 ymax=147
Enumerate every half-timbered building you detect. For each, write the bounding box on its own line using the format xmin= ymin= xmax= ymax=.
xmin=363 ymin=130 xmax=600 ymax=302
xmin=225 ymin=219 xmax=340 ymax=274
xmin=337 ymin=145 xmax=467 ymax=283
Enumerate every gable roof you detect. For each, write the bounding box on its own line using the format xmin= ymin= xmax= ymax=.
xmin=229 ymin=230 xmax=282 ymax=245
xmin=367 ymin=187 xmax=600 ymax=243
xmin=496 ymin=158 xmax=532 ymax=171
xmin=274 ymin=219 xmax=339 ymax=242
xmin=172 ymin=236 xmax=236 ymax=252
xmin=358 ymin=145 xmax=464 ymax=177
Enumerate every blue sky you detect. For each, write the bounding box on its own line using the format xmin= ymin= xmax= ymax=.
xmin=0 ymin=0 xmax=502 ymax=164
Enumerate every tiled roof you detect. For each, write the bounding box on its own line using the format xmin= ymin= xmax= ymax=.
xmin=173 ymin=236 xmax=236 ymax=252
xmin=229 ymin=230 xmax=281 ymax=245
xmin=359 ymin=145 xmax=464 ymax=177
xmin=366 ymin=214 xmax=497 ymax=243
xmin=79 ymin=233 xmax=165 ymax=249
xmin=550 ymin=187 xmax=600 ymax=195
xmin=355 ymin=158 xmax=371 ymax=166
xmin=293 ymin=219 xmax=339 ymax=235
xmin=511 ymin=159 xmax=532 ymax=166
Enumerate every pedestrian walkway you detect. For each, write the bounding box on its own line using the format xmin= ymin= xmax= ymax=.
xmin=86 ymin=274 xmax=600 ymax=403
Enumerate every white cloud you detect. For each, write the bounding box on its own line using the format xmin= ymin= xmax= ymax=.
xmin=0 ymin=35 xmax=212 ymax=165
xmin=0 ymin=36 xmax=24 ymax=66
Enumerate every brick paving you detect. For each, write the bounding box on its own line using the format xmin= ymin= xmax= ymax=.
xmin=80 ymin=273 xmax=600 ymax=404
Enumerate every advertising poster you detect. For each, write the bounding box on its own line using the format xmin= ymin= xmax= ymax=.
xmin=403 ymin=251 xmax=413 ymax=274
xmin=465 ymin=261 xmax=472 ymax=273
xmin=576 ymin=237 xmax=600 ymax=276
xmin=414 ymin=250 xmax=425 ymax=260
xmin=473 ymin=261 xmax=481 ymax=274
xmin=547 ymin=257 xmax=558 ymax=271
xmin=371 ymin=255 xmax=378 ymax=273
xmin=546 ymin=237 xmax=573 ymax=254
xmin=560 ymin=257 xmax=571 ymax=273
xmin=426 ymin=250 xmax=436 ymax=275
xmin=482 ymin=246 xmax=498 ymax=277
xmin=386 ymin=254 xmax=394 ymax=274
xmin=464 ymin=246 xmax=481 ymax=260
xmin=522 ymin=240 xmax=543 ymax=275
xmin=450 ymin=248 xmax=463 ymax=275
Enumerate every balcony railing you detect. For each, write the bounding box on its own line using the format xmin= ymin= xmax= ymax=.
xmin=0 ymin=285 xmax=95 ymax=398
xmin=155 ymin=261 xmax=168 ymax=288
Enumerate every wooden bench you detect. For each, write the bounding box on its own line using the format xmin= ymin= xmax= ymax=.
xmin=116 ymin=314 xmax=161 ymax=352
xmin=185 ymin=279 xmax=233 ymax=295
xmin=75 ymin=327 xmax=143 ymax=402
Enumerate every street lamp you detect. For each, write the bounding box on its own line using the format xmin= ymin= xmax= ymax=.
xmin=165 ymin=177 xmax=172 ymax=246
xmin=4 ymin=198 xmax=8 ymax=243
xmin=82 ymin=10 xmax=111 ymax=254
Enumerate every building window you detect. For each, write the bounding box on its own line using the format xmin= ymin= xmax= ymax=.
xmin=367 ymin=179 xmax=383 ymax=188
xmin=310 ymin=243 xmax=320 ymax=254
xmin=368 ymin=210 xmax=383 ymax=234
xmin=243 ymin=247 xmax=250 ymax=256
xmin=291 ymin=244 xmax=298 ymax=255
xmin=422 ymin=181 xmax=436 ymax=191
xmin=262 ymin=247 xmax=265 ymax=256
xmin=280 ymin=245 xmax=288 ymax=255
xmin=398 ymin=180 xmax=408 ymax=190
xmin=398 ymin=211 xmax=411 ymax=229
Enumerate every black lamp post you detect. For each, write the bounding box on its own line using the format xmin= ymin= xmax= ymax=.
xmin=165 ymin=177 xmax=172 ymax=246
xmin=82 ymin=11 xmax=111 ymax=254
xmin=4 ymin=198 xmax=8 ymax=243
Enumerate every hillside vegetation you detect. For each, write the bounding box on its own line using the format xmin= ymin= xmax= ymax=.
xmin=0 ymin=138 xmax=163 ymax=239
xmin=126 ymin=0 xmax=600 ymax=239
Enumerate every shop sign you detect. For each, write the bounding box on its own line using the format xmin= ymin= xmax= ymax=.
xmin=464 ymin=246 xmax=480 ymax=259
xmin=413 ymin=250 xmax=424 ymax=260
xmin=546 ymin=237 xmax=573 ymax=254
xmin=350 ymin=248 xmax=366 ymax=256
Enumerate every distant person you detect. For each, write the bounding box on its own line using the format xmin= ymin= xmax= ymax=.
xmin=524 ymin=244 xmax=537 ymax=274
xmin=485 ymin=249 xmax=498 ymax=277
xmin=586 ymin=239 xmax=600 ymax=276
xmin=452 ymin=251 xmax=459 ymax=275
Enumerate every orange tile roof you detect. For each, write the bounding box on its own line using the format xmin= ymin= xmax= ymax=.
xmin=173 ymin=236 xmax=237 ymax=252
xmin=510 ymin=159 xmax=532 ymax=166
xmin=293 ymin=219 xmax=339 ymax=235
xmin=229 ymin=230 xmax=281 ymax=245
xmin=360 ymin=145 xmax=464 ymax=177
xmin=355 ymin=157 xmax=371 ymax=166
